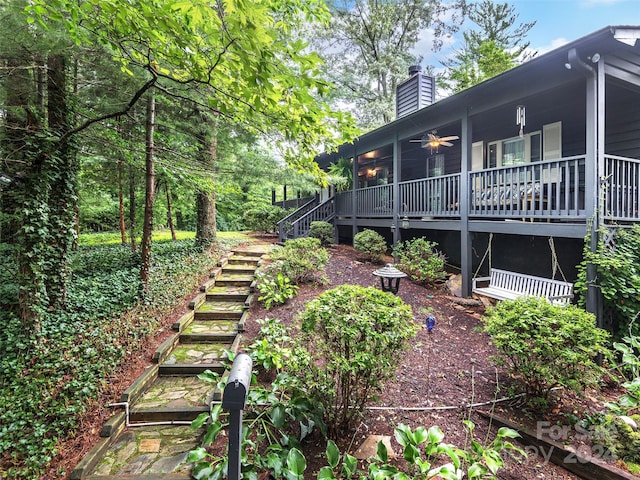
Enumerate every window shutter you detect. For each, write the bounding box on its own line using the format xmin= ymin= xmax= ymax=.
xmin=471 ymin=141 xmax=484 ymax=170
xmin=543 ymin=122 xmax=562 ymax=160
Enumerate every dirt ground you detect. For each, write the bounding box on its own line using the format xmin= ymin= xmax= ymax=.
xmin=49 ymin=238 xmax=624 ymax=479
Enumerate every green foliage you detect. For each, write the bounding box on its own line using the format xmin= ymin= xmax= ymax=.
xmin=256 ymin=272 xmax=299 ymax=309
xmin=439 ymin=1 xmax=534 ymax=93
xmin=243 ymin=204 xmax=289 ymax=234
xmin=315 ymin=0 xmax=465 ymax=128
xmin=189 ymin=369 xmax=323 ymax=480
xmin=326 ymin=157 xmax=353 ymax=192
xmin=247 ymin=318 xmax=294 ymax=373
xmin=576 ymin=224 xmax=640 ymax=338
xmin=0 ymin=238 xmax=242 ymax=478
xmin=482 ymin=296 xmax=610 ymax=406
xmin=266 ymin=237 xmax=329 ymax=284
xmin=295 ymin=285 xmax=417 ymax=436
xmin=353 ymin=229 xmax=387 ymax=263
xmin=309 ymin=221 xmax=334 ymax=246
xmin=591 ymin=414 xmax=640 ymax=465
xmin=28 ymin=0 xmax=359 ymax=171
xmin=318 ymin=422 xmax=525 ymax=479
xmin=393 ymin=237 xmax=447 ymax=285
xmin=606 ymin=330 xmax=640 ymax=415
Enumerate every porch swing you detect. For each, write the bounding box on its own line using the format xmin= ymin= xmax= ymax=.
xmin=471 ymin=234 xmax=574 ymax=304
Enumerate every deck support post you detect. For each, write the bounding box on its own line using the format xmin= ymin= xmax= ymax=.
xmin=574 ymin=49 xmax=604 ymax=328
xmin=460 ymin=112 xmax=472 ymax=297
xmin=392 ymin=133 xmax=400 ymax=253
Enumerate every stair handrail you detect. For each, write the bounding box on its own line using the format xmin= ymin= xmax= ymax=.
xmin=278 ymin=194 xmax=320 ymax=242
xmin=283 ymin=196 xmax=336 ymax=242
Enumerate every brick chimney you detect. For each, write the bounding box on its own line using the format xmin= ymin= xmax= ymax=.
xmin=395 ymin=65 xmax=435 ymax=119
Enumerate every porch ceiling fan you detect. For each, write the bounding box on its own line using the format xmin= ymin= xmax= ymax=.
xmin=410 ymin=131 xmax=459 ymax=149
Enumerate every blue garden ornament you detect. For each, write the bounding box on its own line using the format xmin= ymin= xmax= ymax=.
xmin=425 ymin=315 xmax=436 ymax=333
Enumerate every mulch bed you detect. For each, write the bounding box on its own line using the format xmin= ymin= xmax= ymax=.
xmin=241 ymin=241 xmax=627 ymax=479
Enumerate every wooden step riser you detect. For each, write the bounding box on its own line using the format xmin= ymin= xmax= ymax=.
xmin=179 ymin=334 xmax=237 ymax=343
xmin=227 ymin=258 xmax=260 ymax=266
xmin=128 ymin=407 xmax=209 ymax=423
xmin=222 ymin=268 xmax=256 ymax=275
xmin=158 ymin=363 xmax=226 ymax=375
xmin=194 ymin=311 xmax=243 ymax=320
xmin=205 ymin=293 xmax=250 ymax=302
xmin=214 ymin=280 xmax=254 ymax=287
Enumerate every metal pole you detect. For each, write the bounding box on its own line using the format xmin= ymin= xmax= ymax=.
xmin=222 ymin=353 xmax=253 ymax=480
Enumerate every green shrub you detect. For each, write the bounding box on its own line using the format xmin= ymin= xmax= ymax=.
xmin=243 ymin=204 xmax=288 ymax=233
xmin=353 ymin=229 xmax=387 ymax=263
xmin=309 ymin=221 xmax=334 ymax=246
xmin=393 ymin=237 xmax=447 ymax=285
xmin=266 ymin=237 xmax=329 ymax=284
xmin=295 ymin=285 xmax=417 ymax=436
xmin=247 ymin=318 xmax=294 ymax=373
xmin=256 ymin=272 xmax=298 ymax=309
xmin=482 ymin=296 xmax=610 ymax=407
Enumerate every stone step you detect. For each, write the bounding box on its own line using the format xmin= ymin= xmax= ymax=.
xmin=129 ymin=375 xmax=215 ymax=412
xmin=194 ymin=300 xmax=246 ymax=320
xmin=71 ymin=244 xmax=270 ymax=480
xmin=76 ymin=425 xmax=200 ymax=478
xmin=182 ymin=319 xmax=239 ymax=336
xmin=204 ymin=284 xmax=252 ymax=302
xmin=232 ymin=247 xmax=270 ymax=257
xmin=227 ymin=255 xmax=261 ymax=265
xmin=221 ymin=264 xmax=257 ymax=275
xmin=163 ymin=343 xmax=230 ymax=365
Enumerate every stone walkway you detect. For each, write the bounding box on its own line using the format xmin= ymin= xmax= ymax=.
xmin=71 ymin=243 xmax=271 ymax=479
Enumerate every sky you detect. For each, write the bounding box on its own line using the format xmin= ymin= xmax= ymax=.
xmin=417 ymin=0 xmax=640 ymax=68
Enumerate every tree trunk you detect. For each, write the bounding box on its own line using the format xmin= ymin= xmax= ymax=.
xmin=45 ymin=53 xmax=76 ymax=309
xmin=117 ymin=117 xmax=127 ymax=245
xmin=129 ymin=163 xmax=137 ymax=252
xmin=4 ymin=54 xmax=46 ymax=329
xmin=165 ymin=181 xmax=177 ymax=241
xmin=140 ymin=93 xmax=156 ymax=295
xmin=195 ymin=114 xmax=218 ymax=247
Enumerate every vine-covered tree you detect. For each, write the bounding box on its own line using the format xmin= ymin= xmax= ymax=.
xmin=440 ymin=0 xmax=535 ymax=93
xmin=316 ymin=0 xmax=467 ymax=129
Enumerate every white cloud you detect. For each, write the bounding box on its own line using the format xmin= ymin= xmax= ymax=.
xmin=534 ymin=37 xmax=571 ymax=56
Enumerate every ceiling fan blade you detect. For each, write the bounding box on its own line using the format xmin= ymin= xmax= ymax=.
xmin=409 ymin=139 xmax=423 ymax=142
xmin=439 ymin=136 xmax=459 ymax=141
xmin=440 ymin=141 xmax=453 ymax=147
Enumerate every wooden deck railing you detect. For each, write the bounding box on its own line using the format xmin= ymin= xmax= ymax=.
xmin=357 ymin=184 xmax=394 ymax=217
xmin=400 ymin=174 xmax=460 ymax=217
xmin=326 ymin=155 xmax=640 ymax=224
xmin=604 ymin=155 xmax=640 ymax=221
xmin=468 ymin=156 xmax=586 ymax=219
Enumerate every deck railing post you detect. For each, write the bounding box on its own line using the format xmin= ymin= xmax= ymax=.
xmin=222 ymin=353 xmax=253 ymax=480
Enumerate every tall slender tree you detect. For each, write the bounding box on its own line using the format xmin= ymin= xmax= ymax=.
xmin=440 ymin=0 xmax=535 ymax=93
xmin=316 ymin=0 xmax=467 ymax=129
